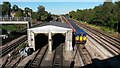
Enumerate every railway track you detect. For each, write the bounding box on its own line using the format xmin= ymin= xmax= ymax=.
xmin=79 ymin=24 xmax=120 ymax=55
xmin=62 ymin=17 xmax=120 ymax=68
xmin=73 ymin=19 xmax=120 ymax=46
xmin=0 ymin=35 xmax=27 ymax=57
xmin=88 ymin=31 xmax=120 ymax=55
xmin=74 ymin=20 xmax=120 ymax=43
xmin=25 ymin=45 xmax=48 ymax=68
xmin=52 ymin=43 xmax=63 ymax=68
xmin=81 ymin=24 xmax=120 ymax=48
xmin=11 ymin=57 xmax=21 ymax=68
xmin=86 ymin=35 xmax=111 ymax=59
xmin=72 ymin=20 xmax=120 ymax=56
xmin=76 ymin=45 xmax=92 ymax=65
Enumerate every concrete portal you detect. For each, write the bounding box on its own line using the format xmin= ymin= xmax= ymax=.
xmin=27 ymin=21 xmax=72 ymax=52
xmin=52 ymin=33 xmax=65 ymax=51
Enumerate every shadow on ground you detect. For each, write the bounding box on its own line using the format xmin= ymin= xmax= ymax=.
xmin=70 ymin=55 xmax=120 ymax=68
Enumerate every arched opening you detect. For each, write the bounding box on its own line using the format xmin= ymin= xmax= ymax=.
xmin=35 ymin=33 xmax=48 ymax=51
xmin=52 ymin=33 xmax=65 ymax=51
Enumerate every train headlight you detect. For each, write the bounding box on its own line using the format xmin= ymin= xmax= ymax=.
xmin=83 ymin=36 xmax=86 ymax=41
xmin=80 ymin=36 xmax=83 ymax=42
xmin=75 ymin=36 xmax=79 ymax=41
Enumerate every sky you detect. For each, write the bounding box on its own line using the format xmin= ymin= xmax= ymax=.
xmin=0 ymin=0 xmax=118 ymax=15
xmin=0 ymin=0 xmax=118 ymax=2
xmin=9 ymin=2 xmax=103 ymax=15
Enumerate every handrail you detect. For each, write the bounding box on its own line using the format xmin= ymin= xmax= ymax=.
xmin=0 ymin=17 xmax=31 ymax=21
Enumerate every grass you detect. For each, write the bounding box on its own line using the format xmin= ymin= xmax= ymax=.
xmin=16 ymin=42 xmax=27 ymax=51
xmin=89 ymin=24 xmax=116 ymax=33
xmin=2 ymin=25 xmax=16 ymax=31
xmin=85 ymin=23 xmax=120 ymax=39
xmin=73 ymin=19 xmax=120 ymax=39
xmin=1 ymin=24 xmax=26 ymax=32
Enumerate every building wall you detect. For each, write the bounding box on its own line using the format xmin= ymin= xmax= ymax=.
xmin=27 ymin=28 xmax=72 ymax=51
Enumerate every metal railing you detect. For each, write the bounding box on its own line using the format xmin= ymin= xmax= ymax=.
xmin=0 ymin=17 xmax=31 ymax=21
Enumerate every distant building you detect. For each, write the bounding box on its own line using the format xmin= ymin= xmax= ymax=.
xmin=11 ymin=11 xmax=16 ymax=17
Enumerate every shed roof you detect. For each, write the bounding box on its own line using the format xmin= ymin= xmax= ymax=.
xmin=28 ymin=21 xmax=72 ymax=33
xmin=31 ymin=21 xmax=71 ymax=29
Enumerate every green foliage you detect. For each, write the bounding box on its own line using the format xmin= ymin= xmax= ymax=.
xmin=37 ymin=5 xmax=52 ymax=22
xmin=14 ymin=9 xmax=24 ymax=17
xmin=68 ymin=1 xmax=120 ymax=32
xmin=2 ymin=2 xmax=11 ymax=16
xmin=2 ymin=25 xmax=17 ymax=31
xmin=0 ymin=5 xmax=2 ymax=16
xmin=2 ymin=24 xmax=26 ymax=31
xmin=24 ymin=7 xmax=32 ymax=17
xmin=12 ymin=5 xmax=19 ymax=12
xmin=31 ymin=12 xmax=37 ymax=19
xmin=37 ymin=5 xmax=45 ymax=12
xmin=1 ymin=2 xmax=54 ymax=23
xmin=16 ymin=43 xmax=27 ymax=51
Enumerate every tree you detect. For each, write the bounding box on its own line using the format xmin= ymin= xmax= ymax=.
xmin=69 ymin=11 xmax=76 ymax=19
xmin=37 ymin=5 xmax=50 ymax=21
xmin=15 ymin=9 xmax=24 ymax=17
xmin=37 ymin=5 xmax=45 ymax=12
xmin=24 ymin=7 xmax=32 ymax=17
xmin=68 ymin=1 xmax=120 ymax=32
xmin=2 ymin=2 xmax=11 ymax=16
xmin=115 ymin=1 xmax=120 ymax=33
xmin=31 ymin=12 xmax=37 ymax=19
xmin=0 ymin=5 xmax=2 ymax=16
xmin=40 ymin=11 xmax=49 ymax=21
xmin=44 ymin=12 xmax=53 ymax=22
xmin=12 ymin=5 xmax=19 ymax=12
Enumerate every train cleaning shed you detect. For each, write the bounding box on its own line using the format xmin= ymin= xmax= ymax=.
xmin=27 ymin=21 xmax=73 ymax=52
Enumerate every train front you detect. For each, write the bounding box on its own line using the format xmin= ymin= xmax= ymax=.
xmin=75 ymin=30 xmax=87 ymax=44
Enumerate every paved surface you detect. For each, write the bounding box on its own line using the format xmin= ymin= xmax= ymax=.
xmin=63 ymin=45 xmax=81 ymax=67
xmin=40 ymin=48 xmax=54 ymax=67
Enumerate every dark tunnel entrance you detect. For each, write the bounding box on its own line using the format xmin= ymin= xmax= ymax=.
xmin=72 ymin=32 xmax=75 ymax=51
xmin=52 ymin=33 xmax=65 ymax=51
xmin=35 ymin=33 xmax=48 ymax=51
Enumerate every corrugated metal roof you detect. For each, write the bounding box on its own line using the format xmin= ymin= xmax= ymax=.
xmin=31 ymin=21 xmax=71 ymax=29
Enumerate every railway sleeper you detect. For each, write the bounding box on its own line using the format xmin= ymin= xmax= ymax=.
xmin=27 ymin=46 xmax=48 ymax=68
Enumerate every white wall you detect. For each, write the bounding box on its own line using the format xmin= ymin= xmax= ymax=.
xmin=27 ymin=25 xmax=72 ymax=51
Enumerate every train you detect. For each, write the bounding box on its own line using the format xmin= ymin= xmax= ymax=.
xmin=62 ymin=16 xmax=87 ymax=44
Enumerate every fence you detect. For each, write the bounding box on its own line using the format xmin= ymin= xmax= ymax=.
xmin=0 ymin=17 xmax=31 ymax=21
